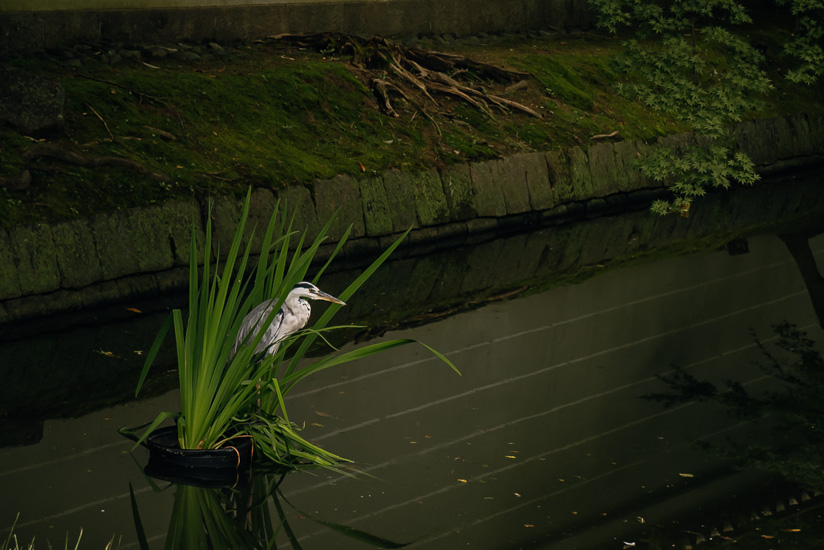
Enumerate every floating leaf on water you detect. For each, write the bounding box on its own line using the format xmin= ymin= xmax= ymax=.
xmin=457 ymin=479 xmax=467 ymax=483
xmin=524 ymin=524 xmax=535 ymax=528
xmin=315 ymin=410 xmax=332 ymax=418
xmin=782 ymin=528 xmax=801 ymax=532
xmin=505 ymin=455 xmax=517 ymax=459
xmin=126 ymin=307 xmax=142 ymax=313
xmin=678 ymin=472 xmax=694 ymax=478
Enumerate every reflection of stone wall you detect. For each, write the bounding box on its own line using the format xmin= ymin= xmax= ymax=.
xmin=1 ymin=114 xmax=823 ymax=322
xmin=2 ymin=175 xmax=821 ymax=430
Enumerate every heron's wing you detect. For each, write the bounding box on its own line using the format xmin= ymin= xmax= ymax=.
xmin=232 ymin=300 xmax=284 ymax=356
xmin=256 ymin=308 xmax=286 ymax=355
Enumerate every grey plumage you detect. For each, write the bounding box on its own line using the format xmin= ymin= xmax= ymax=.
xmin=231 ymin=282 xmax=345 ymax=358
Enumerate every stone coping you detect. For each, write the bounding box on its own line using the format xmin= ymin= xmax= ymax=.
xmin=0 ymin=113 xmax=822 ymax=323
xmin=0 ymin=0 xmax=592 ymax=53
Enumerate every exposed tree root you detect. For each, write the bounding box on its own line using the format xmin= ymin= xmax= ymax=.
xmin=274 ymin=32 xmax=544 ymax=121
xmin=22 ymin=143 xmax=174 ymax=184
xmin=0 ymin=169 xmax=32 ymax=190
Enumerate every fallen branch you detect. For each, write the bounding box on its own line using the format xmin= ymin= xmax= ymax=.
xmin=591 ymin=130 xmax=620 ymax=140
xmin=87 ymin=103 xmax=115 ymax=142
xmin=23 ymin=144 xmax=173 ymax=183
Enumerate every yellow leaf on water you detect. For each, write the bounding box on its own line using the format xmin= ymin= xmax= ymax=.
xmin=782 ymin=528 xmax=801 ymax=532
xmin=310 ymin=423 xmax=324 ymax=427
xmin=457 ymin=479 xmax=467 ymax=483
xmin=505 ymin=455 xmax=517 ymax=459
xmin=315 ymin=411 xmax=332 ymax=418
xmin=678 ymin=473 xmax=694 ymax=478
xmin=126 ymin=307 xmax=142 ymax=313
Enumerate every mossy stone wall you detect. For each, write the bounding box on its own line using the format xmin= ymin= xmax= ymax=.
xmin=0 ymin=113 xmax=822 ymax=323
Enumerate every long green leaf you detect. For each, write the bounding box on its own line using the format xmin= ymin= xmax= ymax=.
xmin=135 ymin=313 xmax=172 ymax=397
xmin=128 ymin=483 xmax=150 ymax=550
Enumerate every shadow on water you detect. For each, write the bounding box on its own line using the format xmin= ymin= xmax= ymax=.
xmin=1 ymin=175 xmax=824 ymax=548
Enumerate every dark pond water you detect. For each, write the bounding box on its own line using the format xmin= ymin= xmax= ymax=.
xmin=2 ymin=178 xmax=824 ymax=549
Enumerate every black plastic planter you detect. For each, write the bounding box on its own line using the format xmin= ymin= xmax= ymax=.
xmin=144 ymin=426 xmax=254 ymax=486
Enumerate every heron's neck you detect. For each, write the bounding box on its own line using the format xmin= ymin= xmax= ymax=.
xmin=285 ymin=295 xmax=309 ymax=315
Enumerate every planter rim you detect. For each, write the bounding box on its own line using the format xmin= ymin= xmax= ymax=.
xmin=145 ymin=426 xmax=254 ymax=480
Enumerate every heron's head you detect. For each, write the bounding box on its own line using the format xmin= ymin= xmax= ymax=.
xmin=291 ymin=282 xmax=346 ymax=306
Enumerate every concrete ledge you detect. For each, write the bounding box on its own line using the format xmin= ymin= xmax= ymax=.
xmin=1 ymin=114 xmax=823 ymax=322
xmin=0 ymin=0 xmax=593 ymax=53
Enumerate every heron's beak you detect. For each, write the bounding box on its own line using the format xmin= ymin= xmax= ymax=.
xmin=315 ymin=290 xmax=346 ymax=306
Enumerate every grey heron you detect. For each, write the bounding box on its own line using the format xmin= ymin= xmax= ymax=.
xmin=232 ymin=281 xmax=346 ymax=359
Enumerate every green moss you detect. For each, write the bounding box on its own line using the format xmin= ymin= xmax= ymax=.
xmin=0 ymin=31 xmax=819 ymax=229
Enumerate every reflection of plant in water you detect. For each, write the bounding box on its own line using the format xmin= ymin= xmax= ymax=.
xmin=130 ymin=473 xmax=410 ymax=550
xmin=647 ymin=322 xmax=824 ymax=489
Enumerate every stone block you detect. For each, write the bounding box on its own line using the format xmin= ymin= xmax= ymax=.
xmin=91 ymin=210 xmax=140 ymax=280
xmin=587 ymin=142 xmax=619 ymax=197
xmin=208 ymin=194 xmax=243 ymax=259
xmin=515 ymin=152 xmax=554 ymax=211
xmin=382 ymin=169 xmax=419 ymax=232
xmin=52 ymin=218 xmax=103 ymax=289
xmin=656 ymin=131 xmax=694 ymax=153
xmin=567 ymin=146 xmax=594 ymax=200
xmin=639 ymin=139 xmax=668 ymax=188
xmin=10 ymin=223 xmax=60 ymax=295
xmin=411 ymin=168 xmax=450 ymax=226
xmin=0 ymin=228 xmax=22 ymax=300
xmin=277 ymin=184 xmax=318 ymax=243
xmin=612 ymin=140 xmax=645 ymax=192
xmin=468 ymin=160 xmax=507 ymax=217
xmin=494 ymin=157 xmax=532 ymax=214
xmin=128 ymin=205 xmax=175 ymax=272
xmin=359 ymin=176 xmax=393 ymax=237
xmin=734 ymin=119 xmax=773 ymax=166
xmin=545 ymin=149 xmax=572 ymax=203
xmin=439 ymin=163 xmax=475 ymax=221
xmin=769 ymin=116 xmax=795 ymax=161
xmin=246 ymin=187 xmax=278 ymax=253
xmin=313 ymin=174 xmax=365 ymax=241
xmin=164 ymin=199 xmax=203 ymax=266
xmin=787 ymin=113 xmax=823 ymax=158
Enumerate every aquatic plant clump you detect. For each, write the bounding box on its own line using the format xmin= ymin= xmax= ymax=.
xmin=131 ymin=188 xmax=458 ymax=470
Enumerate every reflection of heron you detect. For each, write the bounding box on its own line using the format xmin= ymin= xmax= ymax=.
xmin=232 ymin=282 xmax=346 ymax=359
